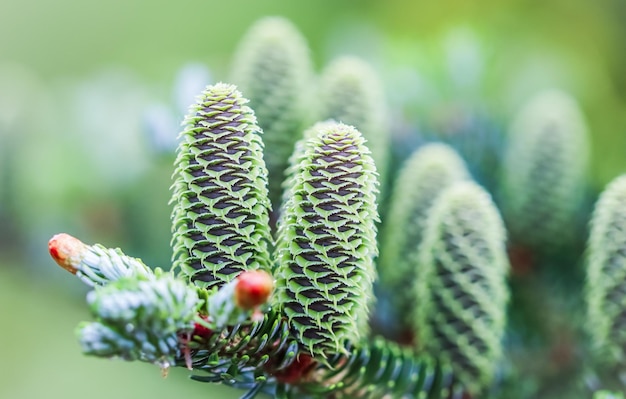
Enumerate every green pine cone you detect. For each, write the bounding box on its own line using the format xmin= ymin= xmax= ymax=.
xmin=230 ymin=16 xmax=313 ymax=209
xmin=587 ymin=175 xmax=626 ymax=366
xmin=274 ymin=122 xmax=379 ymax=357
xmin=171 ymin=83 xmax=272 ymax=289
xmin=378 ymin=143 xmax=470 ymax=319
xmin=500 ymin=89 xmax=589 ymax=253
xmin=77 ymin=273 xmax=199 ymax=366
xmin=414 ymin=181 xmax=509 ymax=395
xmin=316 ymin=56 xmax=390 ymax=191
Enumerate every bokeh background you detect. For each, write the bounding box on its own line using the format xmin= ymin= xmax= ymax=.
xmin=1 ymin=0 xmax=625 ymax=398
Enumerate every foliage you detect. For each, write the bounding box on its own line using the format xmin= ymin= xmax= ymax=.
xmin=77 ymin=272 xmax=198 ymax=365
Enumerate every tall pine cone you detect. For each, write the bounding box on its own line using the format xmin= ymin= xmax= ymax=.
xmin=414 ymin=181 xmax=509 ymax=395
xmin=274 ymin=122 xmax=378 ymax=357
xmin=170 ymin=83 xmax=272 ymax=289
xmin=379 ymin=142 xmax=470 ymax=325
xmin=500 ymin=89 xmax=589 ymax=254
xmin=316 ymin=56 xmax=390 ymax=193
xmin=230 ymin=16 xmax=313 ymax=210
xmin=587 ymin=175 xmax=626 ymax=367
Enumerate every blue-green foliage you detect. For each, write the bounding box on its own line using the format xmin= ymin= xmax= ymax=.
xmin=77 ymin=273 xmax=198 ymax=366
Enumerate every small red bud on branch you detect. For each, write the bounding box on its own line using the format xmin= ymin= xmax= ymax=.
xmin=48 ymin=233 xmax=86 ymax=274
xmin=192 ymin=315 xmax=213 ymax=338
xmin=234 ymin=270 xmax=274 ymax=310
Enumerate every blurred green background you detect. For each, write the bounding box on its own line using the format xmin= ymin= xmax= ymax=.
xmin=1 ymin=0 xmax=625 ymax=398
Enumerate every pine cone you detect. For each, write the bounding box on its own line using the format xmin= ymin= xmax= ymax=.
xmin=414 ymin=181 xmax=509 ymax=395
xmin=274 ymin=122 xmax=378 ymax=357
xmin=171 ymin=83 xmax=273 ymax=289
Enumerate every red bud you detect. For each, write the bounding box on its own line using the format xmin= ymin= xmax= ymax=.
xmin=234 ymin=270 xmax=273 ymax=310
xmin=272 ymin=353 xmax=315 ymax=384
xmin=48 ymin=233 xmax=86 ymax=274
xmin=193 ymin=315 xmax=213 ymax=338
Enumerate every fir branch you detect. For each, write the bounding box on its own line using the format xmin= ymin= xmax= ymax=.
xmin=48 ymin=233 xmax=153 ymax=286
xmin=587 ymin=175 xmax=626 ymax=367
xmin=185 ymin=309 xmax=457 ymax=399
xmin=274 ymin=122 xmax=379 ymax=357
xmin=77 ymin=272 xmax=199 ymax=368
xmin=50 ymin=248 xmax=456 ymax=399
xmin=49 ymin=235 xmax=274 ymax=369
xmin=300 ymin=337 xmax=458 ymax=399
xmin=414 ymin=181 xmax=509 ymax=395
xmin=171 ymin=83 xmax=273 ymax=289
xmin=378 ymin=143 xmax=470 ymax=328
xmin=230 ymin=16 xmax=313 ymax=210
xmin=48 ymin=237 xmax=453 ymax=398
xmin=500 ymin=89 xmax=589 ymax=254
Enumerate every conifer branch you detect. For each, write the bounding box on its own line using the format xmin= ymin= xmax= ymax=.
xmin=49 ymin=234 xmax=456 ymax=398
xmin=48 ymin=233 xmax=153 ymax=286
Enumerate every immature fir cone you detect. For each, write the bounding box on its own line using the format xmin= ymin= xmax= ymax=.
xmin=378 ymin=143 xmax=470 ymax=322
xmin=171 ymin=83 xmax=272 ymax=289
xmin=317 ymin=56 xmax=389 ymax=192
xmin=274 ymin=122 xmax=378 ymax=357
xmin=230 ymin=16 xmax=313 ymax=209
xmin=414 ymin=181 xmax=509 ymax=395
xmin=500 ymin=89 xmax=589 ymax=253
xmin=587 ymin=175 xmax=626 ymax=366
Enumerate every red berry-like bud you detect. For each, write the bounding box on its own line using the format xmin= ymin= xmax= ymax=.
xmin=234 ymin=270 xmax=274 ymax=310
xmin=272 ymin=353 xmax=315 ymax=384
xmin=48 ymin=233 xmax=86 ymax=274
xmin=193 ymin=315 xmax=213 ymax=338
